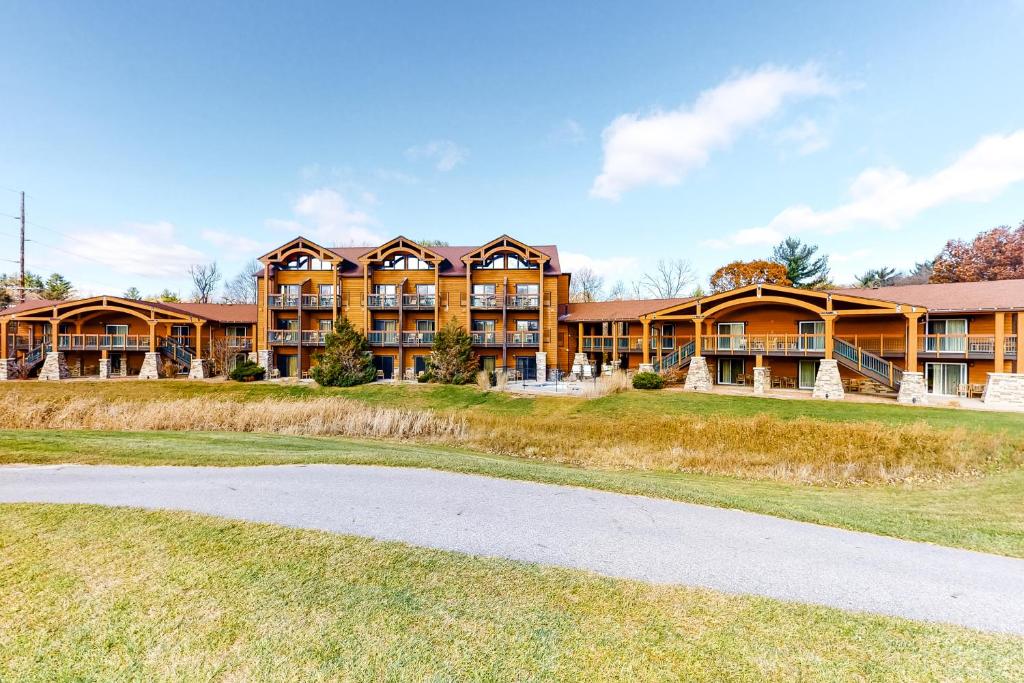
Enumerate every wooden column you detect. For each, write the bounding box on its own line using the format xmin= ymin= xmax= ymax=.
xmin=195 ymin=321 xmax=204 ymax=358
xmin=263 ymin=266 xmax=271 ymax=352
xmin=693 ymin=318 xmax=702 ymax=356
xmin=611 ymin=320 xmax=619 ymax=362
xmin=994 ymin=312 xmax=1005 ymax=373
xmin=905 ymin=313 xmax=921 ymax=371
xmin=362 ymin=267 xmax=370 ymax=334
xmin=433 ymin=264 xmax=440 ymax=332
xmin=821 ymin=314 xmax=835 ymax=359
xmin=641 ymin=319 xmax=650 ymax=364
xmin=332 ymin=264 xmax=339 ymax=324
xmin=465 ymin=267 xmax=472 ymax=333
xmin=538 ymin=261 xmax=545 ymax=356
xmin=50 ymin=318 xmax=59 ymax=354
xmin=577 ymin=322 xmax=583 ymax=353
xmin=0 ymin=320 xmax=6 ymax=358
xmin=148 ymin=321 xmax=157 ymax=352
xmin=1018 ymin=312 xmax=1023 ymax=373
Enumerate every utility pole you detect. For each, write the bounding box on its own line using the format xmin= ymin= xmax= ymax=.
xmin=19 ymin=191 xmax=25 ymax=303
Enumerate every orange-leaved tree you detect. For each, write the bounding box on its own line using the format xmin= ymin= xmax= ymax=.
xmin=930 ymin=222 xmax=1024 ymax=283
xmin=709 ymin=260 xmax=791 ymax=293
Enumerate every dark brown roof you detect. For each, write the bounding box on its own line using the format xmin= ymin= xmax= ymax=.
xmin=329 ymin=244 xmax=562 ymax=277
xmin=0 ymin=299 xmax=61 ymax=316
xmin=561 ymin=297 xmax=694 ymax=322
xmin=833 ymin=279 xmax=1024 ymax=312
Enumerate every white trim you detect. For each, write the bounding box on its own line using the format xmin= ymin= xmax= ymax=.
xmin=798 ymin=359 xmax=819 ymax=389
xmin=924 ymin=362 xmax=967 ymax=395
xmin=717 ymin=357 xmax=745 ymax=384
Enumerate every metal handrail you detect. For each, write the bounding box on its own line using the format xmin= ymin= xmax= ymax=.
xmin=367 ymin=331 xmax=399 ymax=345
xmin=505 ymin=295 xmax=540 ymax=309
xmin=402 ymin=294 xmax=436 ymax=308
xmin=366 ymin=294 xmax=399 ymax=308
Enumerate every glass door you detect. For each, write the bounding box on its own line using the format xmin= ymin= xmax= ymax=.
xmin=717 ymin=322 xmax=745 ymax=351
xmin=717 ymin=358 xmax=744 ymax=384
xmin=798 ymin=360 xmax=818 ymax=389
xmin=926 ymin=319 xmax=967 ymax=353
xmin=925 ymin=362 xmax=966 ymax=395
xmin=105 ymin=324 xmax=128 ymax=348
xmin=798 ymin=321 xmax=825 ymax=351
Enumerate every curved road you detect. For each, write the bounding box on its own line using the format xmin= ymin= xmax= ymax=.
xmin=2 ymin=464 xmax=1023 ymax=635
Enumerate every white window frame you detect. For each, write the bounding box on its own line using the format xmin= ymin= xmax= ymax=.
xmin=717 ymin=322 xmax=745 ymax=351
xmin=925 ymin=362 xmax=967 ymax=395
xmin=925 ymin=318 xmax=968 ymax=353
xmin=798 ymin=360 xmax=819 ymax=389
xmin=717 ymin=358 xmax=745 ymax=384
xmin=797 ymin=320 xmax=825 ymax=351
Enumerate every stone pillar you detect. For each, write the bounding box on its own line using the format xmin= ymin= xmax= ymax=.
xmin=257 ymin=349 xmax=272 ymax=371
xmin=982 ymin=373 xmax=1024 ymax=406
xmin=138 ymin=351 xmax=161 ymax=380
xmin=535 ymin=351 xmax=547 ymax=382
xmin=188 ymin=358 xmax=210 ymax=380
xmin=897 ymin=371 xmax=926 ymax=405
xmin=753 ymin=366 xmax=771 ymax=395
xmin=811 ymin=359 xmax=844 ymax=400
xmin=38 ymin=352 xmax=69 ymax=381
xmin=98 ymin=357 xmax=111 ymax=379
xmin=571 ymin=352 xmax=591 ymax=379
xmin=683 ymin=356 xmax=712 ymax=391
xmin=0 ymin=358 xmax=15 ymax=381
xmin=638 ymin=363 xmax=654 ymax=373
xmin=247 ymin=351 xmax=258 ymax=364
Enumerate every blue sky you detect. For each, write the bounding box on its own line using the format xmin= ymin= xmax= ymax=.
xmin=2 ymin=1 xmax=1024 ymax=297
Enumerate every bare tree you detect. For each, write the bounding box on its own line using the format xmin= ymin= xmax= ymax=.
xmin=639 ymin=258 xmax=694 ymax=298
xmin=569 ymin=267 xmax=604 ymax=302
xmin=223 ymin=259 xmax=261 ymax=304
xmin=188 ymin=262 xmax=222 ymax=304
xmin=606 ymin=280 xmax=628 ymax=300
xmin=629 ymin=280 xmax=647 ymax=300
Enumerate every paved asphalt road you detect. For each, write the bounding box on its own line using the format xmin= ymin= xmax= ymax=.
xmin=2 ymin=464 xmax=1023 ymax=635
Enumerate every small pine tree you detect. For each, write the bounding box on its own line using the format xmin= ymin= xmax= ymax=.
xmin=427 ymin=320 xmax=477 ymax=384
xmin=309 ymin=317 xmax=376 ymax=387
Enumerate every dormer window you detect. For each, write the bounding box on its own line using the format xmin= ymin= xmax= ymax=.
xmin=278 ymin=255 xmax=333 ymax=271
xmin=472 ymin=253 xmax=538 ymax=270
xmin=375 ymin=254 xmax=432 ymax=270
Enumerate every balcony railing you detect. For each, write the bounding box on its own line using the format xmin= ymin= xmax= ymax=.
xmin=470 ymin=294 xmax=501 ymax=309
xmin=505 ymin=295 xmax=540 ymax=309
xmin=402 ymin=331 xmax=435 ymax=346
xmin=301 ymin=330 xmax=328 ymax=345
xmin=225 ymin=336 xmax=253 ymax=351
xmin=6 ymin=335 xmax=33 ymax=350
xmin=367 ymin=330 xmax=399 ymax=346
xmin=56 ymin=334 xmax=152 ymax=351
xmin=402 ymin=294 xmax=436 ymax=309
xmin=268 ymin=293 xmax=335 ymax=309
xmin=702 ymin=334 xmax=828 ymax=355
xmin=471 ymin=331 xmax=500 ymax=345
xmin=367 ymin=294 xmax=399 ymax=309
xmin=507 ymin=332 xmax=540 ymax=346
xmin=581 ymin=336 xmax=691 ymax=353
xmin=267 ymin=330 xmax=299 ymax=344
xmin=918 ymin=334 xmax=1017 ymax=357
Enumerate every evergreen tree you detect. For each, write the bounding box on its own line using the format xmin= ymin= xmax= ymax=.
xmin=427 ymin=320 xmax=477 ymax=384
xmin=309 ymin=317 xmax=376 ymax=386
xmin=854 ymin=267 xmax=899 ymax=288
xmin=123 ymin=286 xmax=142 ymax=300
xmin=771 ymin=237 xmax=831 ymax=288
xmin=40 ymin=273 xmax=74 ymax=300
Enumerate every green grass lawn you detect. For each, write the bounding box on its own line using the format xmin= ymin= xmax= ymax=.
xmin=4 ymin=428 xmax=1023 ymax=558
xmin=2 ymin=504 xmax=1021 ymax=681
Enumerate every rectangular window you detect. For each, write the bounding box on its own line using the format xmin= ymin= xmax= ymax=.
xmin=472 ymin=319 xmax=496 ymax=331
xmin=415 ymin=319 xmax=435 ymax=332
xmin=416 ymin=284 xmax=435 ymax=296
xmin=925 ymin=362 xmax=967 ymax=395
xmin=515 ymin=320 xmax=539 ymax=331
xmin=318 ymin=319 xmax=333 ymax=332
xmin=279 ymin=318 xmax=298 ymax=331
xmin=717 ymin=322 xmax=745 ymax=351
xmin=373 ymin=319 xmax=397 ymax=331
xmin=662 ymin=324 xmax=675 ymax=350
xmin=472 ymin=284 xmax=496 ymax=294
xmin=516 ymin=284 xmax=539 ymax=295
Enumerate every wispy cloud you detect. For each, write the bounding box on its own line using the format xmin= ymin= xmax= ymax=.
xmin=590 ymin=63 xmax=838 ymax=200
xmin=776 ymin=117 xmax=830 ymax=155
xmin=708 ymin=129 xmax=1024 ymax=247
xmin=201 ymin=229 xmax=264 ymax=253
xmin=550 ymin=118 xmax=586 ymax=145
xmin=560 ymin=251 xmax=640 ymax=280
xmin=62 ymin=222 xmax=205 ymax=277
xmin=406 ymin=139 xmax=468 ymax=171
xmin=267 ymin=188 xmax=383 ymax=247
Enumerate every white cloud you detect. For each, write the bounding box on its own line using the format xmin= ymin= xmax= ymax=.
xmin=713 ymin=129 xmax=1024 ymax=246
xmin=374 ymin=168 xmax=420 ymax=185
xmin=776 ymin=117 xmax=829 ymax=155
xmin=62 ymin=222 xmax=205 ymax=277
xmin=550 ymin=118 xmax=586 ymax=145
xmin=268 ymin=188 xmax=383 ymax=247
xmin=590 ymin=63 xmax=838 ymax=200
xmin=406 ymin=140 xmax=468 ymax=171
xmin=201 ymin=229 xmax=263 ymax=253
xmin=560 ymin=251 xmax=640 ymax=279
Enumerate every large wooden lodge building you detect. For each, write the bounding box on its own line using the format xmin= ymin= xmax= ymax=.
xmin=2 ymin=234 xmax=1022 ymax=405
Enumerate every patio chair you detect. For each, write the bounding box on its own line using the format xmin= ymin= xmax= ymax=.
xmin=969 ymin=383 xmax=986 ymax=398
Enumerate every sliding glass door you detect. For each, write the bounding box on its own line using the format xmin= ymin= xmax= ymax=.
xmin=926 ymin=319 xmax=967 ymax=353
xmin=925 ymin=362 xmax=966 ymax=395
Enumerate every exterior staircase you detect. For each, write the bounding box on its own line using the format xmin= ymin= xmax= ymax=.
xmin=834 ymin=337 xmax=903 ymax=390
xmin=22 ymin=342 xmax=48 ymax=375
xmin=159 ymin=336 xmax=194 ymax=373
xmin=654 ymin=339 xmax=696 ymax=374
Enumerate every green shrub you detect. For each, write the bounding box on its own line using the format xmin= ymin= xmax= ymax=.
xmin=310 ymin=318 xmax=377 ymax=387
xmin=632 ymin=371 xmax=665 ymax=390
xmin=417 ymin=370 xmax=433 ymax=383
xmin=228 ymin=359 xmax=265 ymax=382
xmin=427 ymin=320 xmax=478 ymax=384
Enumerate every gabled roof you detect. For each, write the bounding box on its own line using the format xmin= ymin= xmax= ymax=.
xmin=1 ymin=296 xmax=258 ymax=324
xmin=259 ymin=236 xmax=342 ymax=265
xmin=356 ymin=236 xmax=446 ymax=264
xmin=156 ymin=302 xmax=258 ymax=323
xmin=832 ymin=279 xmax=1024 ymax=312
xmin=330 ymin=243 xmax=562 ymax=277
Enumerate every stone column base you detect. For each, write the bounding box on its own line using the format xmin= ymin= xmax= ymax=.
xmin=188 ymin=358 xmax=210 ymax=380
xmin=98 ymin=358 xmax=111 ymax=379
xmin=247 ymin=351 xmax=258 ymax=364
xmin=39 ymin=352 xmax=70 ymax=381
xmin=638 ymin=363 xmax=654 ymax=373
xmin=571 ymin=352 xmax=592 ymax=378
xmin=138 ymin=351 xmax=162 ymax=380
xmin=0 ymin=358 xmax=15 ymax=381
xmin=897 ymin=371 xmax=926 ymax=405
xmin=257 ymin=349 xmax=273 ymax=371
xmin=535 ymin=351 xmax=547 ymax=382
xmin=811 ymin=359 xmax=844 ymax=400
xmin=753 ymin=366 xmax=771 ymax=395
xmin=982 ymin=373 xmax=1024 ymax=406
xmin=683 ymin=356 xmax=712 ymax=391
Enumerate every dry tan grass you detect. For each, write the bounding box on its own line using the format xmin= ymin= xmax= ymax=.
xmin=577 ymin=371 xmax=631 ymax=398
xmin=464 ymin=411 xmax=1015 ymax=485
xmin=0 ymin=396 xmax=466 ymax=440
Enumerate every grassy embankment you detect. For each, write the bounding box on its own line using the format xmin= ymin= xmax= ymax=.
xmin=1 ymin=504 xmax=1021 ymax=681
xmin=2 ymin=381 xmax=1023 ymax=556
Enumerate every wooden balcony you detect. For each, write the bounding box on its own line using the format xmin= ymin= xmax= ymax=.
xmin=469 ymin=331 xmax=541 ymax=347
xmin=701 ymin=334 xmax=829 ymax=357
xmin=367 ymin=331 xmax=399 ymax=346
xmin=401 ymin=331 xmax=435 ymax=346
xmin=470 ymin=294 xmax=502 ymax=309
xmin=505 ymin=295 xmax=540 ymax=310
xmin=56 ymin=334 xmax=152 ymax=351
xmin=917 ymin=334 xmax=1017 ymax=359
xmin=581 ymin=335 xmax=688 ymax=353
xmin=366 ymin=294 xmax=399 ymax=309
xmin=225 ymin=336 xmax=253 ymax=351
xmin=268 ymin=294 xmax=335 ymax=310
xmin=267 ymin=330 xmax=328 ymax=345
xmin=401 ymin=294 xmax=436 ymax=310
